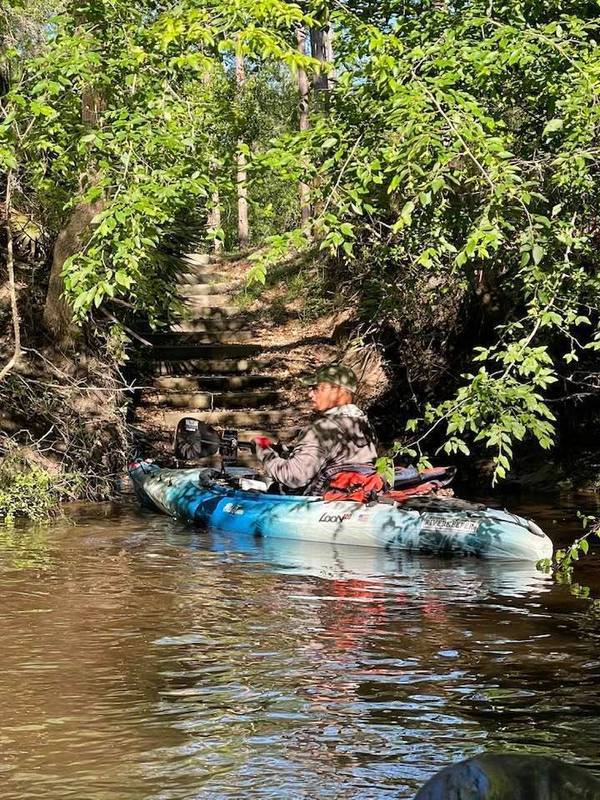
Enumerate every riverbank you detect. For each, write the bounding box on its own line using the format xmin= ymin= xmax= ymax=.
xmin=0 ymin=327 xmax=130 ymax=518
xmin=0 ymin=244 xmax=600 ymax=515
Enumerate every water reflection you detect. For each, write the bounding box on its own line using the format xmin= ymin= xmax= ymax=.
xmin=0 ymin=499 xmax=599 ymax=799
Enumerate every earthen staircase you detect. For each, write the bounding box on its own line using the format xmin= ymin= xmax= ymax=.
xmin=130 ymin=253 xmax=315 ymax=459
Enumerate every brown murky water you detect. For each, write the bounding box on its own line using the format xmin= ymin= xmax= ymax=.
xmin=1 ymin=495 xmax=600 ymax=799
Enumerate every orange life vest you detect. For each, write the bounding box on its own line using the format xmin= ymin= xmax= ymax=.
xmin=323 ymin=471 xmax=385 ymax=503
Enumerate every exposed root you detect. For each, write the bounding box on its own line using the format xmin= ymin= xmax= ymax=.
xmin=0 ymin=342 xmax=131 ymax=503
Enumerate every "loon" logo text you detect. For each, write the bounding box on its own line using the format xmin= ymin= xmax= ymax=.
xmin=319 ymin=512 xmax=352 ymax=524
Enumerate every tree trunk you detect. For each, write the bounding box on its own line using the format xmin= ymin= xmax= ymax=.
xmin=43 ymin=199 xmax=104 ymax=345
xmin=82 ymin=85 xmax=104 ymax=126
xmin=296 ymin=26 xmax=311 ymax=229
xmin=201 ymin=65 xmax=223 ymax=254
xmin=236 ymin=149 xmax=249 ymax=250
xmin=43 ymin=10 xmax=106 ymax=347
xmin=207 ymin=183 xmax=223 ymax=253
xmin=235 ymin=51 xmax=249 ymax=249
xmin=310 ymin=23 xmax=336 ymax=94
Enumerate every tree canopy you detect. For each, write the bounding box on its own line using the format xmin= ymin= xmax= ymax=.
xmin=2 ymin=0 xmax=600 ymax=479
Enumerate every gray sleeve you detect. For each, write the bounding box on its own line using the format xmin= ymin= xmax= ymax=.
xmin=256 ymin=425 xmax=331 ymax=489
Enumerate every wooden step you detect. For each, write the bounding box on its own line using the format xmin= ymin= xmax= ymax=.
xmin=168 ymin=318 xmax=251 ymax=334
xmin=171 ymin=320 xmax=251 ymax=344
xmin=181 ymin=294 xmax=233 ymax=309
xmin=145 ymin=330 xmax=254 ymax=346
xmin=134 ymin=407 xmax=299 ymax=432
xmin=182 ymin=253 xmax=212 ymax=266
xmin=178 ymin=270 xmax=230 ymax=284
xmin=147 ymin=358 xmax=267 ymax=375
xmin=152 ymin=375 xmax=276 ymax=391
xmin=177 ymin=282 xmax=230 ymax=296
xmin=179 ymin=304 xmax=240 ymax=320
xmin=171 ymin=312 xmax=244 ymax=331
xmin=139 ymin=388 xmax=282 ymax=410
xmin=165 ymin=327 xmax=254 ymax=342
xmin=146 ymin=343 xmax=263 ymax=361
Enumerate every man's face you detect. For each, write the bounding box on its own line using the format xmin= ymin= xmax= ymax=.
xmin=308 ymin=382 xmax=351 ymax=412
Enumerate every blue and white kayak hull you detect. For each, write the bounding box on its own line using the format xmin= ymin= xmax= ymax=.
xmin=129 ymin=464 xmax=553 ymax=562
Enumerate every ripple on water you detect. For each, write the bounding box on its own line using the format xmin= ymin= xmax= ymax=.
xmin=0 ymin=502 xmax=599 ymax=799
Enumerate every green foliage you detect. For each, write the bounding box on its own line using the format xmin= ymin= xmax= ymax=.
xmin=375 ymin=456 xmax=394 ymax=486
xmin=211 ymin=62 xmax=302 ymax=248
xmin=1 ymin=0 xmax=317 ymax=322
xmin=538 ymin=511 xmax=600 ymax=609
xmin=542 ymin=511 xmax=600 ymax=577
xmin=251 ymin=1 xmax=600 ymax=479
xmin=4 ymin=0 xmax=600 ymax=481
xmin=0 ymin=443 xmax=86 ymax=522
xmin=412 ymin=356 xmax=557 ymax=484
xmin=0 ymin=452 xmax=59 ymax=523
xmin=386 ymin=445 xmax=432 ymax=474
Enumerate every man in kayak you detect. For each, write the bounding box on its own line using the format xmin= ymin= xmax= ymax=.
xmin=253 ymin=364 xmax=378 ymax=495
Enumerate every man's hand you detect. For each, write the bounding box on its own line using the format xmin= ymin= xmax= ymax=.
xmin=253 ymin=436 xmax=274 ymax=450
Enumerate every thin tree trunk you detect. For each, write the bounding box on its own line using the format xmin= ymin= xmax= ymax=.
xmin=0 ymin=171 xmax=21 ymax=381
xmin=296 ymin=26 xmax=311 ymax=229
xmin=310 ymin=23 xmax=336 ymax=94
xmin=201 ymin=65 xmax=223 ymax=254
xmin=82 ymin=85 xmax=104 ymax=126
xmin=236 ymin=149 xmax=249 ymax=249
xmin=207 ymin=185 xmax=223 ymax=253
xmin=235 ymin=51 xmax=249 ymax=249
xmin=310 ymin=21 xmax=335 ymax=218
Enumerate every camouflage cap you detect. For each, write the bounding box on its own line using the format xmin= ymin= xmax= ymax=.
xmin=299 ymin=364 xmax=358 ymax=393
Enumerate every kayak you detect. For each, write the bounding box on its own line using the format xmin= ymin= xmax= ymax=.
xmin=129 ymin=462 xmax=554 ymax=561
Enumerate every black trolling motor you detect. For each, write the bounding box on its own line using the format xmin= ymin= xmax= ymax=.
xmin=173 ymin=417 xmax=289 ymax=473
xmin=173 ymin=417 xmax=254 ymax=468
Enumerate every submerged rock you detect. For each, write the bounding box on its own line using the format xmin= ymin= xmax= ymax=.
xmin=415 ymin=753 xmax=600 ymax=800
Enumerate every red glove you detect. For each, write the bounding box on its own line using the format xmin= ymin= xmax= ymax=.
xmin=254 ymin=436 xmax=273 ymax=450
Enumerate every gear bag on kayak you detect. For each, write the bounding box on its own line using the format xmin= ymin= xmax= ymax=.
xmin=323 ymin=465 xmax=456 ymax=503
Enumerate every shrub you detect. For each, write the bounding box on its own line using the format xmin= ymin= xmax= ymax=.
xmin=0 ymin=451 xmax=59 ymax=523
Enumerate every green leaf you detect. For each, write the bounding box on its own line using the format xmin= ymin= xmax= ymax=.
xmin=115 ymin=270 xmax=132 ymax=288
xmin=401 ymin=200 xmax=415 ymax=226
xmin=543 ymin=118 xmax=564 ymax=135
xmin=532 ymin=244 xmax=545 ymax=265
xmin=30 ymin=100 xmax=56 ymax=118
xmin=376 ymin=457 xmax=395 ymax=486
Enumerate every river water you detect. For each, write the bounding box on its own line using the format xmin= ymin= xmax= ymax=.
xmin=1 ymin=495 xmax=600 ymax=799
